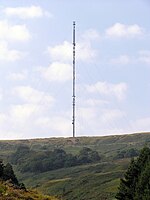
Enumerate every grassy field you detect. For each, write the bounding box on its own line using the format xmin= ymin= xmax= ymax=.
xmin=16 ymin=158 xmax=129 ymax=200
xmin=0 ymin=132 xmax=150 ymax=199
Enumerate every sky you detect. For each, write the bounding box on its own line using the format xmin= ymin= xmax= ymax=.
xmin=0 ymin=0 xmax=150 ymax=139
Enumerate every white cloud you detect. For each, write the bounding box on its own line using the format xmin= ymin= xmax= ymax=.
xmin=77 ymin=42 xmax=97 ymax=62
xmin=110 ymin=55 xmax=130 ymax=65
xmin=0 ymin=87 xmax=55 ymax=139
xmin=0 ymin=20 xmax=29 ymax=62
xmin=0 ymin=104 xmax=46 ymax=140
xmin=132 ymin=117 xmax=150 ymax=132
xmin=7 ymin=71 xmax=27 ymax=81
xmin=78 ymin=107 xmax=97 ymax=121
xmin=139 ymin=50 xmax=150 ymax=64
xmin=106 ymin=23 xmax=143 ymax=38
xmin=36 ymin=116 xmax=71 ymax=136
xmin=0 ymin=20 xmax=30 ymax=41
xmin=0 ymin=130 xmax=23 ymax=140
xmin=48 ymin=41 xmax=72 ymax=62
xmin=47 ymin=40 xmax=97 ymax=63
xmin=46 ymin=29 xmax=98 ymax=83
xmin=40 ymin=62 xmax=72 ymax=82
xmin=86 ymin=81 xmax=127 ymax=101
xmin=10 ymin=104 xmax=37 ymax=121
xmin=4 ymin=6 xmax=51 ymax=19
xmin=0 ymin=41 xmax=23 ymax=61
xmin=76 ymin=104 xmax=127 ymax=136
xmin=85 ymin=98 xmax=108 ymax=107
xmin=0 ymin=113 xmax=7 ymax=123
xmin=0 ymin=114 xmax=24 ymax=139
xmin=12 ymin=86 xmax=55 ymax=105
xmin=0 ymin=106 xmax=72 ymax=139
xmin=81 ymin=29 xmax=100 ymax=41
xmin=0 ymin=89 xmax=3 ymax=100
xmin=0 ymin=84 xmax=56 ymax=139
xmin=101 ymin=109 xmax=125 ymax=123
xmin=110 ymin=51 xmax=150 ymax=66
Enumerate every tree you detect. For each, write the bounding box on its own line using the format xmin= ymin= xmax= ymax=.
xmin=134 ymin=161 xmax=150 ymax=199
xmin=52 ymin=149 xmax=67 ymax=169
xmin=0 ymin=160 xmax=4 ymax=177
xmin=0 ymin=161 xmax=25 ymax=190
xmin=77 ymin=147 xmax=100 ymax=164
xmin=3 ymin=163 xmax=19 ymax=185
xmin=11 ymin=145 xmax=30 ymax=165
xmin=116 ymin=146 xmax=150 ymax=200
xmin=64 ymin=154 xmax=77 ymax=167
xmin=116 ymin=158 xmax=139 ymax=199
xmin=115 ymin=148 xmax=139 ymax=159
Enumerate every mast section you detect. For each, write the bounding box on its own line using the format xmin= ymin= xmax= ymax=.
xmin=72 ymin=21 xmax=76 ymax=138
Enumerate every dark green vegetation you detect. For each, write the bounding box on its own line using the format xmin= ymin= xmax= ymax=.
xmin=0 ymin=160 xmax=24 ymax=188
xmin=0 ymin=132 xmax=150 ymax=200
xmin=0 ymin=161 xmax=58 ymax=200
xmin=116 ymin=146 xmax=150 ymax=200
xmin=11 ymin=146 xmax=100 ymax=173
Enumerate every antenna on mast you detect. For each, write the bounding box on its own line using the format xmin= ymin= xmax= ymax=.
xmin=72 ymin=21 xmax=76 ymax=138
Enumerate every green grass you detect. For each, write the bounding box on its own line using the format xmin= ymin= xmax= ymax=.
xmin=0 ymin=132 xmax=150 ymax=199
xmin=15 ymin=159 xmax=129 ymax=200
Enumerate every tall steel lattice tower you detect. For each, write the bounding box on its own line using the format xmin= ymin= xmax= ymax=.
xmin=72 ymin=21 xmax=76 ymax=138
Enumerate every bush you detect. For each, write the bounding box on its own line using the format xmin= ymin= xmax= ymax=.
xmin=11 ymin=146 xmax=101 ymax=173
xmin=115 ymin=148 xmax=139 ymax=159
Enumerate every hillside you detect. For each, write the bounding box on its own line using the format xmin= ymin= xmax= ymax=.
xmin=0 ymin=132 xmax=150 ymax=200
xmin=0 ymin=181 xmax=58 ymax=200
xmin=1 ymin=132 xmax=150 ymax=159
xmin=0 ymin=159 xmax=58 ymax=200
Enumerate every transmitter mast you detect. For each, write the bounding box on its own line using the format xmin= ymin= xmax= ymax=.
xmin=72 ymin=21 xmax=76 ymax=138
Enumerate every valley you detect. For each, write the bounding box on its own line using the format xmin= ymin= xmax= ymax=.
xmin=0 ymin=132 xmax=150 ymax=199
